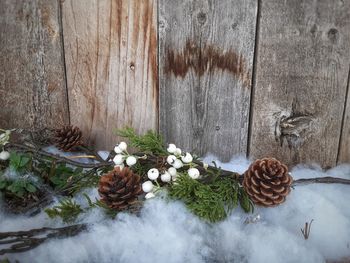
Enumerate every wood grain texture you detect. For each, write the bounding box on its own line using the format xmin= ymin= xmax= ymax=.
xmin=338 ymin=71 xmax=350 ymax=164
xmin=249 ymin=0 xmax=350 ymax=168
xmin=61 ymin=0 xmax=158 ymax=149
xmin=0 ymin=0 xmax=69 ymax=130
xmin=159 ymin=0 xmax=257 ymax=161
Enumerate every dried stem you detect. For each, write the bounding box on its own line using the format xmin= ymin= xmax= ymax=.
xmin=6 ymin=143 xmax=113 ymax=169
xmin=0 ymin=224 xmax=87 ymax=255
xmin=301 ymin=219 xmax=314 ymax=240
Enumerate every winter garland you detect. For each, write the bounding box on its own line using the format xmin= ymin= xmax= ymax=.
xmin=0 ymin=126 xmax=349 ymax=254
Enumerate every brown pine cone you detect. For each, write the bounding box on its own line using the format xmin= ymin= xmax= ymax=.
xmin=243 ymin=158 xmax=293 ymax=207
xmin=54 ymin=125 xmax=83 ymax=151
xmin=98 ymin=167 xmax=142 ymax=211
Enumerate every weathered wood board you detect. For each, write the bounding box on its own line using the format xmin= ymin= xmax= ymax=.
xmin=61 ymin=0 xmax=158 ymax=149
xmin=249 ymin=0 xmax=350 ymax=168
xmin=0 ymin=0 xmax=69 ymax=130
xmin=338 ymin=76 xmax=350 ymax=164
xmin=159 ymin=0 xmax=257 ymax=161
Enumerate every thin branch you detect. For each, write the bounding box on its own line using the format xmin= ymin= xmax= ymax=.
xmin=293 ymin=177 xmax=350 ymax=186
xmin=6 ymin=143 xmax=113 ymax=169
xmin=301 ymin=219 xmax=314 ymax=240
xmin=0 ymin=224 xmax=87 ymax=255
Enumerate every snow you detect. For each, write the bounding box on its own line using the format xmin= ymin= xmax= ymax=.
xmin=1 ymin=154 xmax=350 ymax=263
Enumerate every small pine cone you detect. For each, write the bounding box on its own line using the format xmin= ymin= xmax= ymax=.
xmin=243 ymin=158 xmax=293 ymax=207
xmin=98 ymin=167 xmax=142 ymax=211
xmin=54 ymin=125 xmax=83 ymax=151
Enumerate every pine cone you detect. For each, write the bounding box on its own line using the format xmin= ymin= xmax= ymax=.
xmin=98 ymin=167 xmax=142 ymax=211
xmin=54 ymin=125 xmax=83 ymax=151
xmin=243 ymin=158 xmax=293 ymax=207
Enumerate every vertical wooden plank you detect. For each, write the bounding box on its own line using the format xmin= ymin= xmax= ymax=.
xmin=249 ymin=0 xmax=350 ymax=168
xmin=0 ymin=0 xmax=69 ymax=130
xmin=338 ymin=72 xmax=350 ymax=163
xmin=62 ymin=0 xmax=158 ymax=149
xmin=159 ymin=0 xmax=257 ymax=161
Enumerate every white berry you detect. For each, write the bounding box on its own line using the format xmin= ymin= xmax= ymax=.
xmin=161 ymin=172 xmax=171 ymax=182
xmin=174 ymin=148 xmax=182 ymax=156
xmin=167 ymin=144 xmax=177 ymax=153
xmin=113 ymin=154 xmax=124 ymax=165
xmin=172 ymin=159 xmax=183 ymax=169
xmin=142 ymin=181 xmax=154 ymax=193
xmin=167 ymin=167 xmax=177 ymax=177
xmin=126 ymin=156 xmax=137 ymax=166
xmin=203 ymin=162 xmax=209 ymax=169
xmin=145 ymin=192 xmax=155 ymax=199
xmin=114 ymin=146 xmax=123 ymax=154
xmin=0 ymin=151 xmax=10 ymax=161
xmin=147 ymin=168 xmax=159 ymax=180
xmin=167 ymin=155 xmax=177 ymax=165
xmin=117 ymin=142 xmax=127 ymax=151
xmin=188 ymin=168 xmax=200 ymax=179
xmin=181 ymin=152 xmax=193 ymax=163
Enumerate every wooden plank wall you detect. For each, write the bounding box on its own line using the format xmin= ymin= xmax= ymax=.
xmin=61 ymin=0 xmax=158 ymax=149
xmin=159 ymin=0 xmax=257 ymax=161
xmin=0 ymin=0 xmax=69 ymax=130
xmin=249 ymin=0 xmax=350 ymax=168
xmin=0 ymin=0 xmax=350 ymax=167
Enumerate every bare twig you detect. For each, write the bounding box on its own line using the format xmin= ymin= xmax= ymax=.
xmin=293 ymin=177 xmax=350 ymax=185
xmin=6 ymin=143 xmax=113 ymax=169
xmin=0 ymin=224 xmax=87 ymax=255
xmin=301 ymin=219 xmax=314 ymax=240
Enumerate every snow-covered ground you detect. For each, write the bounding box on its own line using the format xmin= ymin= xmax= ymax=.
xmin=1 ymin=154 xmax=350 ymax=263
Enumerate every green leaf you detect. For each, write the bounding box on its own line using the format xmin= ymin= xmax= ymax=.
xmin=25 ymin=183 xmax=37 ymax=193
xmin=0 ymin=179 xmax=8 ymax=189
xmin=19 ymin=156 xmax=30 ymax=167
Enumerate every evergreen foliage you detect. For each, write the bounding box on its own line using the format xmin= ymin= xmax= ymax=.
xmin=169 ymin=174 xmax=252 ymax=223
xmin=45 ymin=199 xmax=83 ymax=223
xmin=116 ymin=127 xmax=167 ymax=155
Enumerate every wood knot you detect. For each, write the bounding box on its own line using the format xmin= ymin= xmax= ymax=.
xmin=327 ymin=28 xmax=339 ymax=43
xmin=197 ymin=12 xmax=207 ymax=25
xmin=275 ymin=113 xmax=315 ymax=149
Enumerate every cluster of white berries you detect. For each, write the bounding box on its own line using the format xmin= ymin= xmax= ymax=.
xmin=141 ymin=143 xmax=201 ymax=200
xmin=166 ymin=144 xmax=200 ymax=180
xmin=112 ymin=142 xmax=138 ymax=168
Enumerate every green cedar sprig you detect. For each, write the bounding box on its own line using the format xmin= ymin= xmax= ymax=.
xmin=45 ymin=199 xmax=83 ymax=223
xmin=45 ymin=194 xmax=118 ymax=223
xmin=116 ymin=127 xmax=167 ymax=155
xmin=169 ymin=173 xmax=253 ymax=223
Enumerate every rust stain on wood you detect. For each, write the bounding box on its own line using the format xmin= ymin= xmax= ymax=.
xmin=165 ymin=40 xmax=250 ymax=86
xmin=148 ymin=1 xmax=158 ymax=113
xmin=41 ymin=6 xmax=57 ymax=39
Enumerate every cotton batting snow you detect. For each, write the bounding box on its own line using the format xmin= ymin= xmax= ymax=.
xmin=1 ymin=154 xmax=350 ymax=263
